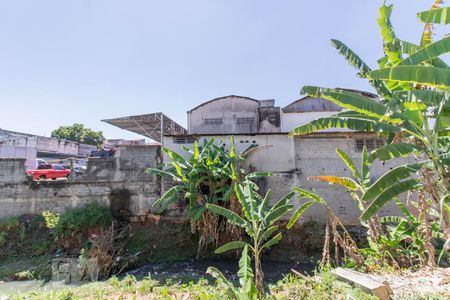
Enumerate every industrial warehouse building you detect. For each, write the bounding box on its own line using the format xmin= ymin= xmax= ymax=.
xmin=103 ymin=94 xmax=406 ymax=224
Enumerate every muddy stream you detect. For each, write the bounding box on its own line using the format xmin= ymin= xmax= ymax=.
xmin=0 ymin=260 xmax=315 ymax=295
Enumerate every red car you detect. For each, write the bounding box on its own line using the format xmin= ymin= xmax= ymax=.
xmin=27 ymin=164 xmax=71 ymax=181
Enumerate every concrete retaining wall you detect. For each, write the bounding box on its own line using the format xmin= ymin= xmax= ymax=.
xmin=0 ymin=145 xmax=161 ymax=219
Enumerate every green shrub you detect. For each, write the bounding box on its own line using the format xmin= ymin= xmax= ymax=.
xmin=0 ymin=217 xmax=19 ymax=231
xmin=42 ymin=211 xmax=59 ymax=229
xmin=32 ymin=240 xmax=51 ymax=256
xmin=53 ymin=202 xmax=112 ymax=238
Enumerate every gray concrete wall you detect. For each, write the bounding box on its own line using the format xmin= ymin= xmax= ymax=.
xmin=162 ymin=132 xmax=415 ymax=225
xmin=0 ymin=158 xmax=28 ymax=184
xmin=265 ymin=135 xmax=411 ymax=225
xmin=0 ymin=145 xmax=161 ymax=219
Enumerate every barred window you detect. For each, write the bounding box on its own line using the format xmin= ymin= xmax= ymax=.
xmin=267 ymin=113 xmax=278 ymax=123
xmin=236 ymin=117 xmax=255 ymax=125
xmin=355 ymin=138 xmax=385 ymax=152
xmin=204 ymin=118 xmax=223 ymax=125
xmin=173 ymin=136 xmax=196 ymax=144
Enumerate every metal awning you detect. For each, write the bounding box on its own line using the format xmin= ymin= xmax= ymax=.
xmin=102 ymin=113 xmax=187 ymax=143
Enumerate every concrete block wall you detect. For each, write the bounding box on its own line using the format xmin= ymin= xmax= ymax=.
xmin=0 ymin=145 xmax=161 ymax=219
xmin=162 ymin=132 xmax=416 ymax=226
xmin=253 ymin=134 xmax=415 ymax=225
xmin=0 ymin=181 xmax=160 ymax=219
xmin=0 ymin=158 xmax=27 ymax=184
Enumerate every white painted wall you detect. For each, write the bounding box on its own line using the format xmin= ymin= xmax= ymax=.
xmin=189 ymin=96 xmax=261 ymax=134
xmin=0 ymin=136 xmax=37 ymax=169
xmin=282 ymin=111 xmax=352 ymax=133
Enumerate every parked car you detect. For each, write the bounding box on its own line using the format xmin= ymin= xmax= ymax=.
xmin=61 ymin=163 xmax=87 ymax=176
xmin=26 ymin=164 xmax=71 ymax=181
xmin=35 ymin=159 xmax=48 ymax=168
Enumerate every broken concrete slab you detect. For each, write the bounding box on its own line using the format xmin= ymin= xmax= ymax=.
xmin=334 ymin=267 xmax=392 ymax=300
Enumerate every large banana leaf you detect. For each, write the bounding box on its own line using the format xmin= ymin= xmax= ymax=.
xmin=330 ymin=39 xmax=372 ymax=76
xmin=264 ymin=204 xmax=294 ymax=227
xmin=206 ymin=204 xmax=247 ymax=228
xmin=301 ymin=86 xmax=391 ymax=119
xmin=361 ymin=178 xmax=422 ymax=221
xmin=237 ymin=245 xmax=257 ymax=298
xmin=394 ymin=198 xmax=417 ymax=222
xmin=393 ymin=89 xmax=449 ymax=107
xmin=152 ymin=185 xmax=183 ymax=211
xmin=206 ymin=267 xmax=239 ymax=297
xmin=261 ymin=232 xmax=282 ymax=250
xmin=288 ymin=116 xmax=401 ymax=137
xmin=400 ymin=36 xmax=450 ymax=66
xmin=370 ymin=66 xmax=450 ymax=89
xmin=215 ymin=241 xmax=249 ymax=254
xmin=368 ymin=143 xmax=423 ymax=163
xmin=361 ymin=162 xmax=425 ymax=201
xmin=258 ymin=190 xmax=271 ymax=217
xmin=420 ymin=0 xmax=444 ymax=47
xmin=336 ymin=148 xmax=361 ymax=179
xmin=259 ymin=225 xmax=279 ymax=243
xmin=147 ymin=168 xmax=182 ymax=182
xmin=330 ymin=39 xmax=390 ymax=96
xmin=397 ymin=39 xmax=449 ymax=68
xmin=418 ymin=6 xmax=450 ymax=24
xmin=307 ymin=176 xmax=360 ymax=191
xmin=361 ymin=147 xmax=370 ymax=186
xmin=378 ymin=3 xmax=396 ymax=44
xmin=235 ymin=183 xmax=256 ymax=221
xmin=293 ymin=188 xmax=326 ymax=204
xmin=287 ymin=201 xmax=315 ymax=229
xmin=378 ymin=3 xmax=403 ymax=67
xmin=268 ymin=191 xmax=295 ymax=213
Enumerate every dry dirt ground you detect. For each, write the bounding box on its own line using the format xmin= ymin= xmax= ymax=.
xmin=372 ymin=267 xmax=450 ymax=298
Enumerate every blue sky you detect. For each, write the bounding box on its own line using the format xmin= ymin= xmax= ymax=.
xmin=0 ymin=1 xmax=445 ymax=139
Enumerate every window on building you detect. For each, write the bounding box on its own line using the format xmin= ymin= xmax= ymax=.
xmin=204 ymin=118 xmax=223 ymax=125
xmin=267 ymin=113 xmax=278 ymax=123
xmin=173 ymin=136 xmax=197 ymax=144
xmin=355 ymin=138 xmax=385 ymax=152
xmin=236 ymin=117 xmax=255 ymax=125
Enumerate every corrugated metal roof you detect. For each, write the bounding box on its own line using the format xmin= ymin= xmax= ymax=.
xmin=102 ymin=113 xmax=187 ymax=143
xmin=282 ymin=97 xmax=342 ymax=113
xmin=189 ymin=95 xmax=260 ymax=112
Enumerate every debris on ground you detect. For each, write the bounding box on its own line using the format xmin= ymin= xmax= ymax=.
xmin=371 ymin=267 xmax=450 ymax=299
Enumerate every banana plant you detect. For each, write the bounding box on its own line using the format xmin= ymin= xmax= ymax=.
xmin=289 ymin=1 xmax=450 ymax=238
xmin=206 ymin=179 xmax=296 ymax=297
xmin=148 ymin=138 xmax=239 ymax=217
xmin=303 ymin=147 xmax=389 ymax=244
xmin=299 ymin=146 xmax=446 ymax=266
xmin=372 ymin=198 xmax=447 ymax=267
xmin=147 ymin=137 xmax=271 ymax=254
xmin=207 ymin=245 xmax=258 ymax=300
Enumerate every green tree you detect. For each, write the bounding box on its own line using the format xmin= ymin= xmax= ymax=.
xmin=51 ymin=123 xmax=105 ymax=148
xmin=290 ymin=1 xmax=450 ymax=240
